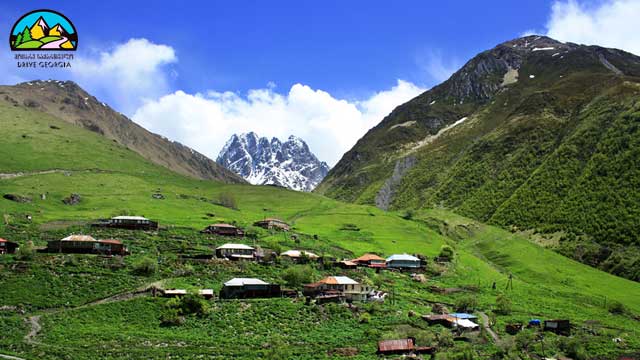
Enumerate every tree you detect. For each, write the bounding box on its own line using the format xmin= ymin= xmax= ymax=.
xmin=282 ymin=265 xmax=313 ymax=288
xmin=21 ymin=26 xmax=32 ymax=43
xmin=216 ymin=192 xmax=238 ymax=210
xmin=14 ymin=33 xmax=23 ymax=47
xmin=495 ymin=293 xmax=512 ymax=315
xmin=439 ymin=245 xmax=455 ymax=261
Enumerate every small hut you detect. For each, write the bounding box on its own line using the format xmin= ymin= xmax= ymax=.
xmin=352 ymin=253 xmax=386 ymax=268
xmin=96 ymin=216 xmax=158 ymax=230
xmin=280 ymin=250 xmax=319 ymax=263
xmin=0 ymin=238 xmax=18 ymax=254
xmin=202 ymin=223 xmax=244 ymax=236
xmin=253 ymin=218 xmax=290 ymax=231
xmin=544 ymin=319 xmax=571 ymax=336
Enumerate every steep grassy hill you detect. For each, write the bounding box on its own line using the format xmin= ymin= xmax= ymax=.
xmin=1 ymin=84 xmax=640 ymax=359
xmin=316 ymin=36 xmax=640 ymax=280
xmin=0 ymin=80 xmax=243 ymax=184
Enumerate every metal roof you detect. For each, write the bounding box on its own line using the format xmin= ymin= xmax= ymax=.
xmin=450 ymin=313 xmax=478 ymax=319
xmin=0 ymin=238 xmax=7 ymax=243
xmin=112 ymin=216 xmax=149 ymax=221
xmin=386 ymin=254 xmax=421 ymax=262
xmin=281 ymin=250 xmax=319 ymax=258
xmin=62 ymin=235 xmax=97 ymax=242
xmin=224 ymin=278 xmax=269 ymax=286
xmin=216 ymin=243 xmax=254 ymax=250
xmin=378 ymin=338 xmax=414 ymax=352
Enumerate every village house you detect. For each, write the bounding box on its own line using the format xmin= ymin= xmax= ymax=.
xmin=201 ymin=223 xmax=244 ymax=237
xmin=253 ymin=218 xmax=290 ymax=231
xmin=377 ymin=338 xmax=434 ymax=356
xmin=303 ymin=276 xmax=372 ymax=302
xmin=219 ymin=278 xmax=281 ymax=299
xmin=352 ymin=253 xmax=386 ymax=268
xmin=0 ymin=238 xmax=18 ymax=254
xmin=94 ymin=216 xmax=158 ymax=230
xmin=386 ymin=254 xmax=422 ymax=269
xmin=280 ymin=249 xmax=319 ymax=263
xmin=45 ymin=235 xmax=129 ymax=255
xmin=162 ymin=289 xmax=214 ymax=299
xmin=215 ymin=243 xmax=255 ymax=260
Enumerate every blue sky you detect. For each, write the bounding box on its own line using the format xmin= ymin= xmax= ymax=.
xmin=2 ymin=1 xmax=551 ymax=95
xmin=1 ymin=0 xmax=638 ymax=165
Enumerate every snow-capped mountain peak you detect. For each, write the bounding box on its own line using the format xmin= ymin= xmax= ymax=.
xmin=216 ymin=133 xmax=330 ymax=191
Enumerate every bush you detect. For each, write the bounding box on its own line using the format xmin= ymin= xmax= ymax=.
xmin=455 ymin=296 xmax=478 ymax=312
xmin=132 ymin=257 xmax=157 ymax=275
xmin=495 ymin=293 xmax=512 ymax=315
xmin=437 ymin=329 xmax=454 ymax=348
xmin=607 ymin=300 xmax=626 ymax=314
xmin=358 ymin=312 xmax=371 ymax=323
xmin=160 ymin=307 xmax=184 ymax=326
xmin=438 ymin=245 xmax=455 ymax=261
xmin=282 ymin=265 xmax=313 ymax=288
xmin=216 ymin=192 xmax=238 ymax=210
xmin=15 ymin=241 xmax=35 ymax=260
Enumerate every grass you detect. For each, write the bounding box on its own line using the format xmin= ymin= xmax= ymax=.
xmin=1 ymin=97 xmax=640 ymax=358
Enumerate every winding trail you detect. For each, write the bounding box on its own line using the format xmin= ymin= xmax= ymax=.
xmin=18 ymin=280 xmax=165 ymax=347
xmin=0 ymin=354 xmax=27 ymax=360
xmin=479 ymin=312 xmax=501 ymax=344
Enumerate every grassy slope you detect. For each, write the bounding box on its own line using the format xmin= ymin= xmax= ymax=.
xmin=1 ymin=100 xmax=639 ymax=358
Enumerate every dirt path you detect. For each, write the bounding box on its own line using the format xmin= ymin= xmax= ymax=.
xmin=0 ymin=169 xmax=70 ymax=180
xmin=19 ymin=280 xmax=164 ymax=347
xmin=479 ymin=312 xmax=500 ymax=344
xmin=23 ymin=316 xmax=41 ymax=344
xmin=0 ymin=353 xmax=27 ymax=360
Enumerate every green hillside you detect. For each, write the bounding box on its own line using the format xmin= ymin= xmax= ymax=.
xmin=316 ymin=36 xmax=640 ymax=281
xmin=1 ymin=87 xmax=639 ymax=359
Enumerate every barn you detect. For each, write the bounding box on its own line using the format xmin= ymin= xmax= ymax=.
xmin=202 ymin=223 xmax=244 ymax=236
xmin=253 ymin=218 xmax=290 ymax=231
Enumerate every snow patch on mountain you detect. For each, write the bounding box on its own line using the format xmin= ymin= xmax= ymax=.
xmin=216 ymin=132 xmax=330 ymax=191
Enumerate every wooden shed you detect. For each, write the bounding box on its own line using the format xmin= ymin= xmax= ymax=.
xmin=544 ymin=319 xmax=571 ymax=336
xmin=377 ymin=338 xmax=434 ymax=355
xmin=0 ymin=238 xmax=18 ymax=254
xmin=95 ymin=216 xmax=158 ymax=230
xmin=46 ymin=235 xmax=129 ymax=255
xmin=202 ymin=223 xmax=244 ymax=236
xmin=253 ymin=218 xmax=290 ymax=231
xmin=352 ymin=253 xmax=386 ymax=268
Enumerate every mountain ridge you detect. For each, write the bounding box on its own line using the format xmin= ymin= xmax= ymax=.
xmin=0 ymin=80 xmax=244 ymax=184
xmin=316 ymin=35 xmax=640 ymax=280
xmin=217 ymin=132 xmax=329 ymax=191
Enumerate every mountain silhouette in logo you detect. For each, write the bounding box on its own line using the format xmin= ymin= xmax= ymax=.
xmin=10 ymin=11 xmax=77 ymax=51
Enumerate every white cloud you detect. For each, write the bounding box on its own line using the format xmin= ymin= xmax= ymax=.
xmin=133 ymin=80 xmax=425 ymax=166
xmin=544 ymin=0 xmax=640 ymax=55
xmin=72 ymin=38 xmax=177 ymax=114
xmin=416 ymin=50 xmax=461 ymax=84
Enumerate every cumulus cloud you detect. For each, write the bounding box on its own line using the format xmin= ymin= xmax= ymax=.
xmin=416 ymin=50 xmax=461 ymax=84
xmin=71 ymin=38 xmax=177 ymax=114
xmin=544 ymin=0 xmax=640 ymax=55
xmin=133 ymin=80 xmax=425 ymax=166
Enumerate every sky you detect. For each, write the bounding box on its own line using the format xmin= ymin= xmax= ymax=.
xmin=1 ymin=0 xmax=639 ymax=166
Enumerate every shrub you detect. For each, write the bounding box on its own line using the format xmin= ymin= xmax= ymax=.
xmin=436 ymin=329 xmax=454 ymax=348
xmin=160 ymin=307 xmax=184 ymax=326
xmin=282 ymin=265 xmax=313 ymax=288
xmin=438 ymin=245 xmax=455 ymax=261
xmin=15 ymin=241 xmax=35 ymax=260
xmin=495 ymin=293 xmax=512 ymax=315
xmin=358 ymin=312 xmax=371 ymax=323
xmin=216 ymin=192 xmax=238 ymax=210
xmin=455 ymin=296 xmax=478 ymax=312
xmin=607 ymin=300 xmax=626 ymax=314
xmin=132 ymin=257 xmax=157 ymax=275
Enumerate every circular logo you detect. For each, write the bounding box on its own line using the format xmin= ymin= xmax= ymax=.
xmin=9 ymin=9 xmax=77 ymax=51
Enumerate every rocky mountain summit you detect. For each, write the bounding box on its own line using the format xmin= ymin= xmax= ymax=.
xmin=217 ymin=132 xmax=330 ymax=191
